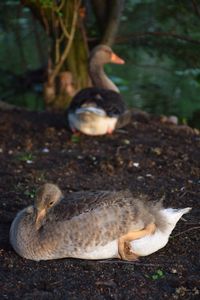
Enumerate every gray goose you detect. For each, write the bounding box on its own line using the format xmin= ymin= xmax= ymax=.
xmin=10 ymin=183 xmax=191 ymax=261
xmin=66 ymin=45 xmax=132 ymax=136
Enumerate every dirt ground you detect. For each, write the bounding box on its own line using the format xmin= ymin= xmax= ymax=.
xmin=0 ymin=108 xmax=199 ymax=299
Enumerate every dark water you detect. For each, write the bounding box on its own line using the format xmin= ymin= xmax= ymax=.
xmin=1 ymin=1 xmax=200 ymax=128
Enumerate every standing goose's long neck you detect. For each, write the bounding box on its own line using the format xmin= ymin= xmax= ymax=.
xmin=89 ymin=61 xmax=119 ymax=93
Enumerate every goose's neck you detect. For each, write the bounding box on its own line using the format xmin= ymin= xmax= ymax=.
xmin=89 ymin=63 xmax=119 ymax=93
xmin=9 ymin=207 xmax=40 ymax=258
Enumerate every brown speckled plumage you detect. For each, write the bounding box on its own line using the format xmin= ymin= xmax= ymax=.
xmin=10 ymin=183 xmax=169 ymax=261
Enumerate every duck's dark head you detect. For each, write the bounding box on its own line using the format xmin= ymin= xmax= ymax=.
xmin=34 ymin=183 xmax=63 ymax=230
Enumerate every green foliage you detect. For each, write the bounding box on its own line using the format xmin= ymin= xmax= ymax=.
xmin=1 ymin=0 xmax=200 ymax=126
xmin=108 ymin=0 xmax=200 ymax=126
xmin=146 ymin=269 xmax=165 ymax=280
xmin=32 ymin=0 xmax=53 ymax=9
xmin=71 ymin=134 xmax=80 ymax=143
xmin=16 ymin=152 xmax=34 ymax=162
xmin=24 ymin=188 xmax=36 ymax=199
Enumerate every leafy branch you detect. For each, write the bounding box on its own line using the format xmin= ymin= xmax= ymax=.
xmin=50 ymin=0 xmax=81 ymax=83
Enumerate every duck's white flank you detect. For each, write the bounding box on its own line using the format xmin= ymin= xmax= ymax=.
xmin=68 ymin=111 xmax=118 ymax=136
xmin=75 ymin=240 xmax=119 ymax=260
xmin=130 ymin=207 xmax=191 ymax=256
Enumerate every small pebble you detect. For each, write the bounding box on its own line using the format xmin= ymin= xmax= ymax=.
xmin=42 ymin=148 xmax=49 ymax=153
xmin=168 ymin=116 xmax=178 ymax=125
xmin=171 ymin=268 xmax=177 ymax=274
xmin=26 ymin=160 xmax=33 ymax=164
xmin=133 ymin=162 xmax=139 ymax=167
xmin=123 ymin=139 xmax=130 ymax=145
xmin=146 ymin=174 xmax=153 ymax=177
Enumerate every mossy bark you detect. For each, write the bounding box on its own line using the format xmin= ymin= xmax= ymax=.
xmin=21 ymin=0 xmax=89 ymax=110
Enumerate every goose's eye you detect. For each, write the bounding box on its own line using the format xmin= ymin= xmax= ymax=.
xmin=48 ymin=201 xmax=54 ymax=207
xmin=104 ymin=49 xmax=111 ymax=55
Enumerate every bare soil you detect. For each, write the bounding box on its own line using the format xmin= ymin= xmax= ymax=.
xmin=0 ymin=109 xmax=199 ymax=300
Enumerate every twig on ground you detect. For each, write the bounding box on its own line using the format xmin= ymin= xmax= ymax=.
xmin=97 ymin=260 xmax=165 ymax=267
xmin=172 ymin=226 xmax=200 ymax=238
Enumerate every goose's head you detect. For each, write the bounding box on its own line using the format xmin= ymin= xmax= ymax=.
xmin=89 ymin=45 xmax=125 ymax=66
xmin=34 ymin=183 xmax=63 ymax=230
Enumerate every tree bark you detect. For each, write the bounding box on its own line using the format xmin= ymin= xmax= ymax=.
xmin=21 ymin=0 xmax=89 ymax=110
xmin=102 ymin=0 xmax=125 ymax=46
xmin=91 ymin=0 xmax=125 ymax=46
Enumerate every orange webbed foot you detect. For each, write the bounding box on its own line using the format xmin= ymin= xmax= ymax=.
xmin=118 ymin=223 xmax=156 ymax=261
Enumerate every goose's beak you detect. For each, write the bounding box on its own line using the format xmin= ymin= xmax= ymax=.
xmin=35 ymin=208 xmax=46 ymax=230
xmin=111 ymin=52 xmax=125 ymax=64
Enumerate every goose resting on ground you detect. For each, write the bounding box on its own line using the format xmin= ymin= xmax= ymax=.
xmin=10 ymin=183 xmax=191 ymax=261
xmin=66 ymin=45 xmax=132 ymax=136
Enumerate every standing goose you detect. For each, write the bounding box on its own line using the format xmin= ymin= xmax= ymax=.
xmin=10 ymin=183 xmax=191 ymax=261
xmin=66 ymin=45 xmax=132 ymax=136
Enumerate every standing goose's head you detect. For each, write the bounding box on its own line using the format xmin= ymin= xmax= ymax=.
xmin=34 ymin=183 xmax=63 ymax=230
xmin=89 ymin=45 xmax=125 ymax=92
xmin=89 ymin=44 xmax=125 ymax=67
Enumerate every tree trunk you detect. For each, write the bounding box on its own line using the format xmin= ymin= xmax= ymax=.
xmin=91 ymin=0 xmax=125 ymax=46
xmin=21 ymin=0 xmax=89 ymax=110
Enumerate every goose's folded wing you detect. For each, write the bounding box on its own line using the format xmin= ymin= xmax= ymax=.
xmin=67 ymin=87 xmax=126 ymax=117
